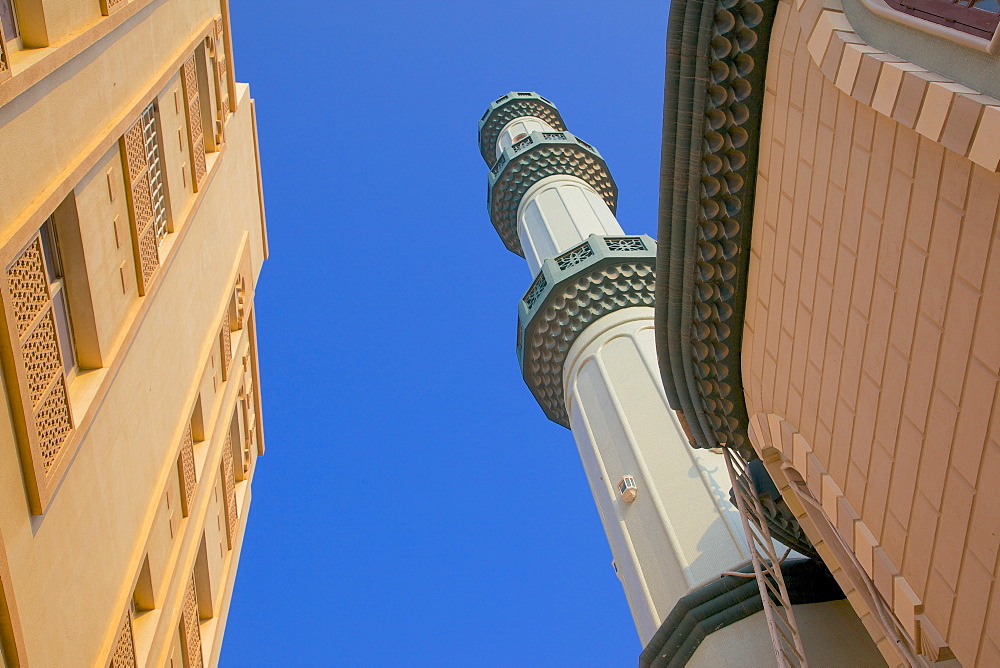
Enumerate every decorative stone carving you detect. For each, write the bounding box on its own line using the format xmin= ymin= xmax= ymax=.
xmin=477 ymin=92 xmax=566 ymax=165
xmin=517 ymin=235 xmax=657 ymax=426
xmin=657 ymin=0 xmax=777 ymax=459
xmin=489 ymin=131 xmax=617 ymax=257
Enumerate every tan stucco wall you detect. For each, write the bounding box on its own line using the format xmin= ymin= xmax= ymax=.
xmin=0 ymin=1 xmax=264 ymax=665
xmin=743 ymin=0 xmax=1000 ymax=664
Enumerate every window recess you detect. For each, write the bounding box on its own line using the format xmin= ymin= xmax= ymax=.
xmin=885 ymin=0 xmax=1000 ymax=39
xmin=121 ymin=102 xmax=169 ymax=294
xmin=1 ymin=219 xmax=77 ymax=510
xmin=181 ymin=54 xmax=207 ymax=191
xmin=0 ymin=0 xmax=14 ymax=82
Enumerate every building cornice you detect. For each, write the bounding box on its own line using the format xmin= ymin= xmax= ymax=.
xmin=655 ymin=0 xmax=778 ymax=459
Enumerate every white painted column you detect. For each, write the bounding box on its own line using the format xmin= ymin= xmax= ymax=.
xmin=563 ymin=307 xmax=747 ymax=643
xmin=516 ymin=177 xmax=624 ymax=276
xmin=492 ymin=129 xmax=748 ymax=644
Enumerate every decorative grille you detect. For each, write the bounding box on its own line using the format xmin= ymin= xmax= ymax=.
xmin=605 ymin=237 xmax=646 ymax=252
xmin=141 ymin=106 xmax=167 ymax=244
xmin=542 ymin=132 xmax=567 ymax=140
xmin=179 ymin=574 xmax=203 ymax=668
xmin=523 ymin=272 xmax=548 ymax=310
xmin=121 ymin=112 xmax=161 ymax=293
xmin=214 ymin=19 xmax=230 ymax=122
xmin=100 ymin=0 xmax=128 ymax=16
xmin=555 ymin=241 xmax=595 ymax=270
xmin=0 ymin=31 xmax=9 ymax=78
xmin=178 ymin=423 xmax=196 ymax=517
xmin=221 ymin=433 xmax=237 ymax=549
xmin=219 ymin=312 xmax=232 ymax=381
xmin=511 ymin=136 xmax=534 ymax=152
xmin=109 ymin=610 xmax=137 ymax=668
xmin=181 ymin=55 xmax=207 ymax=190
xmin=723 ymin=447 xmax=808 ymax=667
xmin=6 ymin=236 xmax=73 ymax=474
xmin=886 ymin=0 xmax=999 ymax=38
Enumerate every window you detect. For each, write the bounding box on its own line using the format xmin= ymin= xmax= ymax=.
xmin=617 ymin=475 xmax=637 ymax=503
xmin=0 ymin=0 xmax=17 ymax=42
xmin=886 ymin=0 xmax=1000 ymax=39
xmin=4 ymin=221 xmax=76 ymax=505
xmin=122 ymin=102 xmax=170 ymax=293
xmin=39 ymin=219 xmax=76 ymax=376
xmin=140 ymin=104 xmax=168 ymax=244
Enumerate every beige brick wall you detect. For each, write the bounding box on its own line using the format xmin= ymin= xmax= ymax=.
xmin=743 ymin=0 xmax=1000 ymax=664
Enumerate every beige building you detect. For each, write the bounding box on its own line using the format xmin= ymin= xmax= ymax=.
xmin=655 ymin=0 xmax=1000 ymax=663
xmin=0 ymin=0 xmax=266 ymax=665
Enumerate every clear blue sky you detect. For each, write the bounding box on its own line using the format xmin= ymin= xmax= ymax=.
xmin=222 ymin=2 xmax=669 ymax=665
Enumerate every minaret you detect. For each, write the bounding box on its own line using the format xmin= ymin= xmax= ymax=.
xmin=479 ymin=94 xmax=888 ymax=667
xmin=478 ymin=92 xmax=750 ymax=642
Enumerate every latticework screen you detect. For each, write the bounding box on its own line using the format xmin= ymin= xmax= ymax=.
xmin=178 ymin=423 xmax=196 ymax=517
xmin=6 ymin=236 xmax=72 ymax=474
xmin=214 ymin=18 xmax=230 ymax=126
xmin=181 ymin=55 xmax=207 ymax=190
xmin=179 ymin=574 xmax=203 ymax=668
xmin=108 ymin=610 xmax=137 ymax=668
xmin=219 ymin=312 xmax=232 ymax=381
xmin=221 ymin=433 xmax=237 ymax=550
xmin=121 ymin=110 xmax=162 ymax=293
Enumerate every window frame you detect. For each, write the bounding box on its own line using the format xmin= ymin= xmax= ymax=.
xmin=884 ymin=0 xmax=1000 ymax=39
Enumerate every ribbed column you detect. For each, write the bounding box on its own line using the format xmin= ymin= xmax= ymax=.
xmin=564 ymin=308 xmax=746 ymax=642
xmin=517 ymin=176 xmax=624 ymax=276
xmin=479 ymin=93 xmax=747 ymax=645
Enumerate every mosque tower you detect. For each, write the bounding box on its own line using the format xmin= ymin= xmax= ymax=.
xmin=478 ymin=93 xmax=883 ymax=666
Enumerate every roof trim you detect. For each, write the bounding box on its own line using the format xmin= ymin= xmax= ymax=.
xmin=654 ymin=0 xmax=778 ymax=458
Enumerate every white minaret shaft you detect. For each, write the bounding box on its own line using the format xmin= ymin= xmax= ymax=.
xmin=481 ymin=91 xmax=888 ymax=668
xmin=518 ymin=176 xmax=624 ymax=276
xmin=481 ymin=94 xmax=749 ymax=644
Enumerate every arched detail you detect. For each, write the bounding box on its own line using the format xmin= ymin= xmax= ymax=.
xmin=747 ymin=412 xmax=956 ymax=665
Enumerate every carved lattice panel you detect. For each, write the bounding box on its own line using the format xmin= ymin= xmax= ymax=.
xmin=221 ymin=433 xmax=237 ymax=549
xmin=136 ymin=222 xmax=159 ymax=288
xmin=122 ymin=117 xmax=160 ymax=293
xmin=7 ymin=239 xmax=50 ymax=337
xmin=109 ymin=610 xmax=137 ymax=668
xmin=181 ymin=55 xmax=207 ymax=189
xmin=179 ymin=574 xmax=203 ymax=668
xmin=178 ymin=423 xmax=196 ymax=517
xmin=214 ymin=18 xmax=230 ymax=123
xmin=0 ymin=26 xmax=9 ymax=77
xmin=35 ymin=377 xmax=71 ymax=471
xmin=6 ymin=236 xmax=73 ymax=477
xmin=23 ymin=312 xmax=62 ymax=406
xmin=219 ymin=312 xmax=232 ymax=381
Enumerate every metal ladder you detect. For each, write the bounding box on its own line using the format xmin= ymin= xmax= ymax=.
xmin=724 ymin=447 xmax=809 ymax=667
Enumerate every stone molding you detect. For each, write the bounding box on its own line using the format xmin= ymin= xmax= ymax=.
xmin=477 ymin=91 xmax=566 ymax=165
xmin=517 ymin=235 xmax=656 ymax=427
xmin=489 ymin=131 xmax=617 ymax=258
xmin=797 ymin=0 xmax=1000 ymax=169
xmin=655 ymin=0 xmax=776 ymax=460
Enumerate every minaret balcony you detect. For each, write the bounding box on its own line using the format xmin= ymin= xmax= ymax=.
xmin=488 ymin=131 xmax=617 ymax=257
xmin=477 ymin=91 xmax=565 ymax=166
xmin=515 ymin=234 xmax=656 ymax=426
